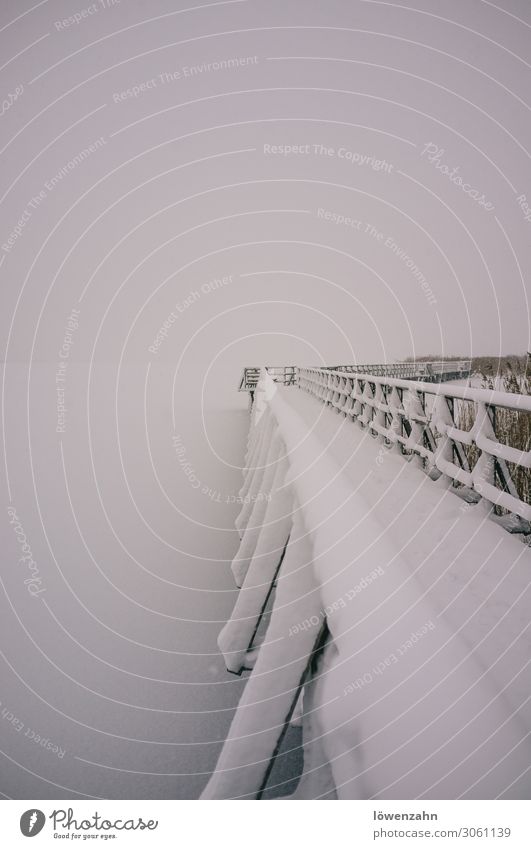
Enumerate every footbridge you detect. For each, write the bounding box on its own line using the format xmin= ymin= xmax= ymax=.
xmin=238 ymin=360 xmax=473 ymax=395
xmin=203 ymin=365 xmax=531 ymax=800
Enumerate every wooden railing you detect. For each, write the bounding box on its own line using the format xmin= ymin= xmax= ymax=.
xmin=298 ymin=367 xmax=531 ymax=533
xmin=238 ymin=361 xmax=471 ymax=393
xmin=322 ymin=360 xmax=472 ymax=382
xmin=238 ymin=365 xmax=298 ymax=392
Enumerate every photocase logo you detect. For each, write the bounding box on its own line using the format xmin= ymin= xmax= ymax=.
xmin=20 ymin=809 xmax=45 ymax=837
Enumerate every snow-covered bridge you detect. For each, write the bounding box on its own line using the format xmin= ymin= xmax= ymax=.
xmin=203 ymin=366 xmax=531 ymax=800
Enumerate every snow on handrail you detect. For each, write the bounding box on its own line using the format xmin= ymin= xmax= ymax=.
xmin=297 ymin=366 xmax=531 ymax=529
xmin=238 ymin=365 xmax=298 ymax=392
xmin=323 ymin=360 xmax=472 ymax=381
xmin=314 ymin=367 xmax=531 ymax=411
xmin=238 ymin=361 xmax=472 ymax=392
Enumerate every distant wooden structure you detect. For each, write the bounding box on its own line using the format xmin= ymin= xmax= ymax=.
xmin=238 ymin=361 xmax=473 ymax=396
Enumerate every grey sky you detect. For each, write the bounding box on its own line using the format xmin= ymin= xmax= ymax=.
xmin=1 ymin=0 xmax=530 ymax=371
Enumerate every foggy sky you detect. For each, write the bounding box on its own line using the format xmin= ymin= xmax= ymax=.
xmin=1 ymin=0 xmax=530 ymax=371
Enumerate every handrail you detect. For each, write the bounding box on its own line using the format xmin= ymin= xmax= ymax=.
xmin=323 ymin=360 xmax=472 ymax=380
xmin=297 ymin=366 xmax=531 ymax=531
xmin=313 ymin=367 xmax=531 ymax=411
xmin=238 ymin=361 xmax=471 ymax=391
xmin=238 ymin=365 xmax=298 ymax=392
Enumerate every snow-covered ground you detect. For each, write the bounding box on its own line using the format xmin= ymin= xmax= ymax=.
xmin=206 ymin=377 xmax=531 ymax=799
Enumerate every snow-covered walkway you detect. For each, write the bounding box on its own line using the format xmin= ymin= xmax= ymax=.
xmin=204 ymin=380 xmax=531 ymax=799
xmin=283 ymin=385 xmax=531 ymax=734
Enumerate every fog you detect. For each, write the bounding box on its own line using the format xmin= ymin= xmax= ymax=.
xmin=1 ymin=0 xmax=530 ymax=798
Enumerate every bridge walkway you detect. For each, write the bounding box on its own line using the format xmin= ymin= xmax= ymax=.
xmin=277 ymin=384 xmax=531 ymax=734
xmin=203 ymin=380 xmax=531 ymax=799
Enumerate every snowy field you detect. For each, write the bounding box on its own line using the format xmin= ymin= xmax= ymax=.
xmin=1 ymin=361 xmax=252 ymax=798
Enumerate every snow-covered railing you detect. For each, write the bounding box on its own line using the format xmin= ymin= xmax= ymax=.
xmin=322 ymin=360 xmax=472 ymax=382
xmin=238 ymin=365 xmax=298 ymax=393
xmin=238 ymin=360 xmax=471 ymax=393
xmin=298 ymin=367 xmax=531 ymax=533
xmin=203 ymin=372 xmax=531 ymax=800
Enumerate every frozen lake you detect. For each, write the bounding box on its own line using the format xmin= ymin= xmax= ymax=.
xmin=1 ymin=361 xmax=253 ymax=798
